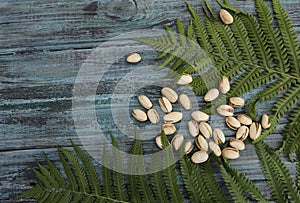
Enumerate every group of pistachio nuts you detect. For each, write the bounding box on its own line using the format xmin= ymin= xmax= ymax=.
xmin=131 ymin=74 xmax=271 ymax=164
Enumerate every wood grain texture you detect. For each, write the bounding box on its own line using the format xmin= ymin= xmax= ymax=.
xmin=0 ymin=0 xmax=299 ymax=202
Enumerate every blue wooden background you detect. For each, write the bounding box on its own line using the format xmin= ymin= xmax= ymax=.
xmin=0 ymin=0 xmax=299 ymax=202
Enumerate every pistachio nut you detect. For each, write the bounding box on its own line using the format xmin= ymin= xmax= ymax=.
xmin=236 ymin=126 xmax=249 ymax=141
xmin=199 ymin=122 xmax=212 ymax=138
xmin=179 ymin=93 xmax=192 ymax=110
xmin=188 ymin=120 xmax=199 ymax=137
xmin=147 ymin=109 xmax=160 ymax=124
xmin=229 ymin=97 xmax=245 ymax=107
xmin=237 ymin=114 xmax=252 ymax=125
xmin=230 ymin=139 xmax=245 ymax=151
xmin=204 ymin=88 xmax=219 ymax=102
xmin=171 ymin=134 xmax=184 ymax=150
xmin=132 ymin=109 xmax=147 ymax=122
xmin=209 ymin=141 xmax=221 ymax=157
xmin=213 ymin=128 xmax=225 ymax=144
xmin=163 ymin=112 xmax=183 ymax=124
xmin=217 ymin=105 xmax=234 ymax=117
xmin=191 ymin=111 xmax=209 ymax=122
xmin=155 ymin=135 xmax=163 ymax=149
xmin=161 ymin=123 xmax=176 ymax=135
xmin=161 ymin=87 xmax=178 ymax=103
xmin=195 ymin=135 xmax=209 ymax=151
xmin=159 ymin=97 xmax=173 ymax=113
xmin=219 ymin=76 xmax=230 ymax=94
xmin=219 ymin=9 xmax=233 ymax=25
xmin=184 ymin=141 xmax=194 ymax=154
xmin=126 ymin=52 xmax=142 ymax=63
xmin=191 ymin=150 xmax=209 ymax=164
xmin=226 ymin=116 xmax=241 ymax=130
xmin=249 ymin=122 xmax=262 ymax=140
xmin=222 ymin=147 xmax=240 ymax=159
xmin=261 ymin=114 xmax=271 ymax=129
xmin=177 ymin=74 xmax=193 ymax=85
xmin=138 ymin=95 xmax=152 ymax=109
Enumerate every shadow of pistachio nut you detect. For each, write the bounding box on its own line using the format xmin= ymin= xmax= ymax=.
xmin=209 ymin=141 xmax=221 ymax=157
xmin=147 ymin=109 xmax=160 ymax=124
xmin=219 ymin=9 xmax=233 ymax=25
xmin=213 ymin=128 xmax=225 ymax=144
xmin=176 ymin=74 xmax=193 ymax=85
xmin=226 ymin=116 xmax=241 ymax=130
xmin=195 ymin=135 xmax=209 ymax=151
xmin=199 ymin=122 xmax=212 ymax=138
xmin=217 ymin=105 xmax=234 ymax=117
xmin=237 ymin=114 xmax=253 ymax=125
xmin=138 ymin=95 xmax=152 ymax=109
xmin=191 ymin=110 xmax=209 ymax=122
xmin=236 ymin=126 xmax=249 ymax=141
xmin=184 ymin=141 xmax=194 ymax=154
xmin=132 ymin=109 xmax=148 ymax=122
xmin=161 ymin=124 xmax=176 ymax=135
xmin=188 ymin=120 xmax=199 ymax=137
xmin=222 ymin=147 xmax=240 ymax=159
xmin=179 ymin=93 xmax=192 ymax=110
xmin=163 ymin=112 xmax=183 ymax=124
xmin=229 ymin=139 xmax=245 ymax=151
xmin=249 ymin=122 xmax=262 ymax=140
xmin=126 ymin=52 xmax=141 ymax=63
xmin=161 ymin=87 xmax=178 ymax=103
xmin=229 ymin=97 xmax=245 ymax=107
xmin=204 ymin=88 xmax=219 ymax=102
xmin=219 ymin=76 xmax=230 ymax=94
xmin=159 ymin=97 xmax=173 ymax=113
xmin=171 ymin=134 xmax=184 ymax=151
xmin=261 ymin=114 xmax=271 ymax=129
xmin=191 ymin=150 xmax=209 ymax=164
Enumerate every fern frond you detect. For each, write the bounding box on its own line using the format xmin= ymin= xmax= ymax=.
xmin=272 ymin=0 xmax=300 ymax=76
xmin=255 ymin=141 xmax=300 ymax=202
xmin=102 ymin=146 xmax=114 ymax=198
xmin=297 ymin=150 xmax=300 ymax=190
xmin=44 ymin=155 xmax=67 ymax=189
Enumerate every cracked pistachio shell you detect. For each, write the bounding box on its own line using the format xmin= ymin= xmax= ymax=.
xmin=237 ymin=114 xmax=252 ymax=126
xmin=161 ymin=124 xmax=176 ymax=135
xmin=164 ymin=112 xmax=183 ymax=124
xmin=236 ymin=126 xmax=249 ymax=141
xmin=138 ymin=95 xmax=152 ymax=109
xmin=213 ymin=128 xmax=225 ymax=144
xmin=230 ymin=139 xmax=245 ymax=151
xmin=177 ymin=74 xmax=193 ymax=85
xmin=159 ymin=97 xmax=173 ymax=113
xmin=132 ymin=109 xmax=147 ymax=122
xmin=219 ymin=9 xmax=233 ymax=25
xmin=222 ymin=147 xmax=240 ymax=159
xmin=229 ymin=97 xmax=245 ymax=107
xmin=191 ymin=150 xmax=209 ymax=164
xmin=179 ymin=94 xmax=192 ymax=110
xmin=126 ymin=53 xmax=141 ymax=63
xmin=155 ymin=135 xmax=163 ymax=149
xmin=249 ymin=122 xmax=262 ymax=140
xmin=188 ymin=120 xmax=199 ymax=137
xmin=161 ymin=87 xmax=178 ymax=103
xmin=147 ymin=109 xmax=160 ymax=124
xmin=209 ymin=141 xmax=221 ymax=157
xmin=195 ymin=135 xmax=209 ymax=151
xmin=261 ymin=114 xmax=271 ymax=129
xmin=217 ymin=105 xmax=234 ymax=117
xmin=204 ymin=88 xmax=219 ymax=102
xmin=171 ymin=134 xmax=184 ymax=151
xmin=219 ymin=76 xmax=230 ymax=94
xmin=199 ymin=122 xmax=212 ymax=138
xmin=184 ymin=141 xmax=194 ymax=154
xmin=226 ymin=116 xmax=241 ymax=130
xmin=191 ymin=111 xmax=209 ymax=122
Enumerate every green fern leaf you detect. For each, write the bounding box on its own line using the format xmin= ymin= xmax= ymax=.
xmin=272 ymin=0 xmax=300 ymax=76
xmin=255 ymin=141 xmax=300 ymax=202
xmin=44 ymin=155 xmax=67 ymax=189
xmin=37 ymin=162 xmax=60 ymax=189
xmin=297 ymin=150 xmax=300 ymax=190
xmin=102 ymin=146 xmax=114 ymax=198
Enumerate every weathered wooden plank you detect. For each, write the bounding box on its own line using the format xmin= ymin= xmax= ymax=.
xmin=0 ymin=0 xmax=299 ymax=202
